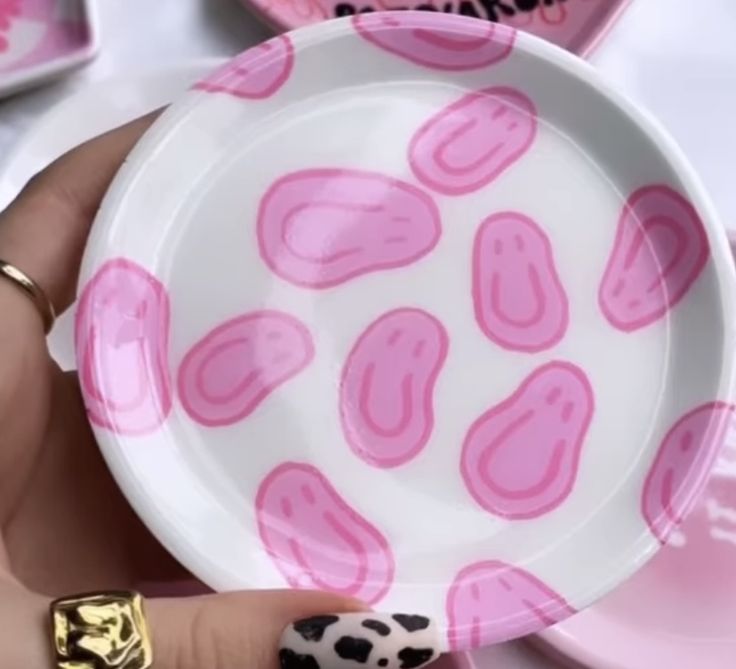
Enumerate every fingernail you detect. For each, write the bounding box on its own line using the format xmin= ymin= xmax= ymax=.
xmin=279 ymin=613 xmax=441 ymax=669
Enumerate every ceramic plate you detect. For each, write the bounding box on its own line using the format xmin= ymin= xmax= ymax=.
xmin=0 ymin=0 xmax=99 ymax=98
xmin=75 ymin=13 xmax=736 ymax=651
xmin=0 ymin=60 xmax=222 ymax=369
xmin=238 ymin=0 xmax=630 ymax=56
xmin=535 ymin=243 xmax=736 ymax=669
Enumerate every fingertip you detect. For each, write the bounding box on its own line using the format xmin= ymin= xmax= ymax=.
xmin=145 ymin=589 xmax=369 ymax=669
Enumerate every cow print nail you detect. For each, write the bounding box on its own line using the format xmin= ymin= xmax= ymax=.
xmin=294 ymin=616 xmax=341 ymax=642
xmin=280 ymin=612 xmax=441 ymax=669
xmin=392 ymin=615 xmax=430 ymax=632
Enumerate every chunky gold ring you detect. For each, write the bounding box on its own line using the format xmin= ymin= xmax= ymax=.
xmin=50 ymin=591 xmax=153 ymax=669
xmin=0 ymin=259 xmax=56 ymax=334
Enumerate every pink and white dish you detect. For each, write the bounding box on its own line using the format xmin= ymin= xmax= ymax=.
xmin=238 ymin=0 xmax=630 ymax=56
xmin=0 ymin=0 xmax=98 ymax=98
xmin=74 ymin=13 xmax=736 ymax=651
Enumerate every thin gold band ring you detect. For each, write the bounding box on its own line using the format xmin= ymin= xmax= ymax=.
xmin=0 ymin=259 xmax=56 ymax=334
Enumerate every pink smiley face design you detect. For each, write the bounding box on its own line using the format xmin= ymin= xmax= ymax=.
xmin=256 ymin=462 xmax=394 ymax=604
xmin=642 ymin=402 xmax=736 ymax=543
xmin=257 ymin=168 xmax=441 ymax=288
xmin=599 ymin=185 xmax=709 ymax=332
xmin=194 ymin=35 xmax=294 ymax=99
xmin=461 ymin=361 xmax=594 ymax=520
xmin=447 ymin=560 xmax=576 ymax=649
xmin=178 ymin=311 xmax=314 ymax=427
xmin=353 ymin=12 xmax=515 ymax=71
xmin=473 ymin=211 xmax=569 ymax=353
xmin=340 ymin=308 xmax=449 ymax=468
xmin=75 ymin=258 xmax=171 ymax=436
xmin=409 ymin=87 xmax=537 ymax=196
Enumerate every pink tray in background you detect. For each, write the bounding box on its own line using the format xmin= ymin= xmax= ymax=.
xmin=0 ymin=0 xmax=98 ymax=98
xmin=238 ymin=0 xmax=630 ymax=56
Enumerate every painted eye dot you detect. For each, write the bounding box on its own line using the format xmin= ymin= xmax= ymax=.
xmin=378 ymin=660 xmax=388 ymax=667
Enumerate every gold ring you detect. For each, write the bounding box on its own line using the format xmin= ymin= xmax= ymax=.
xmin=50 ymin=591 xmax=153 ymax=669
xmin=0 ymin=259 xmax=56 ymax=334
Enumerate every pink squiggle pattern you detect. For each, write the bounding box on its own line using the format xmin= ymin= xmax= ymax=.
xmin=409 ymin=87 xmax=537 ymax=196
xmin=194 ymin=35 xmax=294 ymax=99
xmin=256 ymin=462 xmax=395 ymax=604
xmin=257 ymin=168 xmax=441 ymax=288
xmin=353 ymin=12 xmax=515 ymax=71
xmin=340 ymin=308 xmax=449 ymax=468
xmin=75 ymin=258 xmax=171 ymax=436
xmin=446 ymin=560 xmax=576 ymax=649
xmin=642 ymin=402 xmax=736 ymax=544
xmin=461 ymin=361 xmax=594 ymax=520
xmin=473 ymin=211 xmax=568 ymax=353
xmin=599 ymin=185 xmax=709 ymax=332
xmin=177 ymin=310 xmax=314 ymax=427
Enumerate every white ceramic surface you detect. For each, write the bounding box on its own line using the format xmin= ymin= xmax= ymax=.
xmin=74 ymin=14 xmax=736 ymax=651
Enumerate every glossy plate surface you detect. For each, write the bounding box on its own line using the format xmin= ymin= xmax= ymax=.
xmin=76 ymin=13 xmax=736 ymax=651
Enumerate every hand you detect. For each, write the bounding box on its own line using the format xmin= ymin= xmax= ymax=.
xmin=0 ymin=116 xmax=366 ymax=669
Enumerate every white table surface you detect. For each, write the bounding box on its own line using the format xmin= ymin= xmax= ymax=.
xmin=2 ymin=1 xmax=734 ymax=667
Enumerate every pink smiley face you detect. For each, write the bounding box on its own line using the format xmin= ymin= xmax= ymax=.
xmin=409 ymin=87 xmax=537 ymax=196
xmin=353 ymin=12 xmax=515 ymax=71
xmin=461 ymin=361 xmax=594 ymax=520
xmin=340 ymin=308 xmax=449 ymax=468
xmin=256 ymin=462 xmax=395 ymax=604
xmin=257 ymin=168 xmax=441 ymax=288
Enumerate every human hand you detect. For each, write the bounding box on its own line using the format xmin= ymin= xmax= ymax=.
xmin=0 ymin=116 xmax=424 ymax=669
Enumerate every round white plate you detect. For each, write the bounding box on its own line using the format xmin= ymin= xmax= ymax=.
xmin=75 ymin=14 xmax=736 ymax=651
xmin=0 ymin=60 xmax=221 ymax=370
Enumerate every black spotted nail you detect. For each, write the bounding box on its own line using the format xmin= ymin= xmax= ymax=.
xmin=279 ymin=612 xmax=440 ymax=669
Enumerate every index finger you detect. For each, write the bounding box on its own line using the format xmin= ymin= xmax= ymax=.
xmin=0 ymin=112 xmax=159 ymax=319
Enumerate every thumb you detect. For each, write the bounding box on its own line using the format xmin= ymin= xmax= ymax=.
xmin=147 ymin=590 xmax=443 ymax=669
xmin=147 ymin=589 xmax=366 ymax=669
